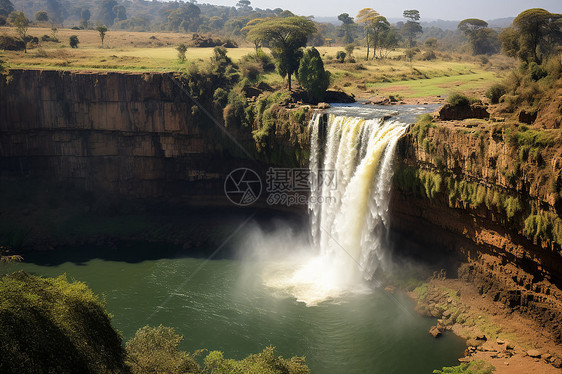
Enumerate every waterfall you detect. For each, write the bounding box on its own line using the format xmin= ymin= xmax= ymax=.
xmin=258 ymin=112 xmax=408 ymax=305
xmin=309 ymin=113 xmax=408 ymax=279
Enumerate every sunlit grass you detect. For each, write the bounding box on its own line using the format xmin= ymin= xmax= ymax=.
xmin=371 ymin=70 xmax=501 ymax=97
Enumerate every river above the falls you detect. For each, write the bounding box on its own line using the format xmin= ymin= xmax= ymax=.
xmin=3 ymin=241 xmax=465 ymax=374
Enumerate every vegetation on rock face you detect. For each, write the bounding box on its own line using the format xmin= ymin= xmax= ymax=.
xmin=433 ymin=359 xmax=495 ymax=373
xmin=0 ymin=272 xmax=311 ymax=374
xmin=0 ymin=271 xmax=128 ymax=373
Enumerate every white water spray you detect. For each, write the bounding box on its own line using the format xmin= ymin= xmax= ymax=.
xmin=253 ymin=113 xmax=408 ymax=305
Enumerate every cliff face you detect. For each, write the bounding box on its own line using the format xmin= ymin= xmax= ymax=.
xmin=0 ymin=69 xmax=310 ymax=203
xmin=391 ymin=120 xmax=562 ymax=341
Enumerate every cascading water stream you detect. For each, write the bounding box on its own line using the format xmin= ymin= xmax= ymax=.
xmin=259 ymin=112 xmax=409 ymax=305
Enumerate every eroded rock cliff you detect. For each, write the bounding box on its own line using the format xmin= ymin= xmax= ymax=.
xmin=391 ymin=118 xmax=562 ymax=341
xmin=0 ymin=69 xmax=311 ymax=203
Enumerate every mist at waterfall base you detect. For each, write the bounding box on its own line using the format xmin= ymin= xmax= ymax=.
xmin=237 ymin=113 xmax=409 ymax=306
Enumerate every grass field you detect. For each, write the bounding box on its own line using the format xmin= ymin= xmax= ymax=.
xmin=0 ymin=26 xmax=513 ymax=98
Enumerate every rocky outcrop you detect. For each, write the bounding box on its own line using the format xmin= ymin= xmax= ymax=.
xmin=438 ymin=103 xmax=490 ymax=120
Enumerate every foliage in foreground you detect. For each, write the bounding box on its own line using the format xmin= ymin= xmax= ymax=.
xmin=0 ymin=272 xmax=310 ymax=374
xmin=0 ymin=271 xmax=128 ymax=373
xmin=126 ymin=325 xmax=310 ymax=374
xmin=433 ymin=360 xmax=495 ymax=374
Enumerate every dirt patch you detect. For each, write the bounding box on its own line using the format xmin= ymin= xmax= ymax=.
xmin=410 ymin=277 xmax=562 ymax=372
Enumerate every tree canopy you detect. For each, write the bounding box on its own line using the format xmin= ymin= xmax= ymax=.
xmin=501 ymin=8 xmax=562 ymax=63
xmin=356 ymin=8 xmax=392 ymax=59
xmin=245 ymin=16 xmax=316 ymax=90
xmin=0 ymin=0 xmax=14 ymax=17
xmin=458 ymin=18 xmax=500 ymax=55
xmin=167 ymin=3 xmax=201 ymax=32
xmin=338 ymin=13 xmax=355 ymax=44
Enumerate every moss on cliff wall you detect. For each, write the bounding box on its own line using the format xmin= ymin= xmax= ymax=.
xmin=395 ymin=114 xmax=562 ymax=254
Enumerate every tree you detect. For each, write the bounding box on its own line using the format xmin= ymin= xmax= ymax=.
xmin=51 ymin=26 xmax=58 ymax=41
xmin=12 ymin=12 xmax=29 ymax=53
xmin=379 ymin=27 xmax=400 ymax=58
xmin=46 ymin=0 xmax=64 ymax=25
xmin=356 ymin=8 xmax=379 ymax=60
xmin=0 ymin=0 xmax=14 ymax=17
xmin=236 ymin=0 xmax=252 ymax=10
xmin=96 ymin=25 xmax=108 ymax=47
xmin=176 ymin=43 xmax=187 ymax=61
xmin=458 ymin=19 xmax=500 ymax=55
xmin=503 ymin=8 xmax=562 ymax=63
xmin=97 ymin=0 xmax=117 ymax=26
xmin=69 ymin=35 xmax=79 ymax=48
xmin=345 ymin=44 xmax=355 ymax=57
xmin=35 ymin=11 xmax=49 ymax=22
xmin=425 ymin=37 xmax=438 ymax=48
xmin=245 ymin=16 xmax=316 ymax=90
xmin=356 ymin=8 xmax=390 ymax=60
xmin=167 ymin=3 xmax=201 ymax=32
xmin=338 ymin=13 xmax=355 ymax=44
xmin=402 ymin=9 xmax=422 ymax=47
xmin=113 ymin=4 xmax=126 ymax=23
xmin=80 ymin=8 xmax=90 ymax=28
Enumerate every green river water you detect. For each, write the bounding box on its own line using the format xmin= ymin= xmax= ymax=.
xmin=3 ymin=238 xmax=465 ymax=373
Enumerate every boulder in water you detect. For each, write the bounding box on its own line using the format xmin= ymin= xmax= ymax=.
xmin=429 ymin=325 xmax=442 ymax=338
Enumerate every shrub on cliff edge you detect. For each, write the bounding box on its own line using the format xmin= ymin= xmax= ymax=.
xmin=447 ymin=92 xmax=470 ymax=106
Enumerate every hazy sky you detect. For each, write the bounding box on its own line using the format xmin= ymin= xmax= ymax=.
xmin=198 ymin=0 xmax=562 ymax=20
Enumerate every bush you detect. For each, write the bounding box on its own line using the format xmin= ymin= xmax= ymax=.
xmin=204 ymin=346 xmax=310 ymax=374
xmin=126 ymin=325 xmax=202 ymax=374
xmin=240 ymin=61 xmax=262 ymax=81
xmin=421 ymin=50 xmax=436 ymax=60
xmin=433 ymin=360 xmax=495 ymax=374
xmin=0 ymin=271 xmax=127 ymax=373
xmin=336 ymin=50 xmax=346 ymax=63
xmin=254 ymin=48 xmax=275 ymax=72
xmin=69 ymin=35 xmax=79 ymax=48
xmin=529 ymin=62 xmax=548 ymax=81
xmin=448 ymin=92 xmax=470 ymax=106
xmin=486 ymin=84 xmax=506 ymax=104
xmin=0 ymin=34 xmax=25 ymax=51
